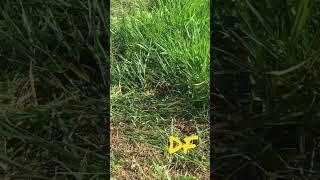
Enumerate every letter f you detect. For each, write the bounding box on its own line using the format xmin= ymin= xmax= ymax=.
xmin=182 ymin=135 xmax=198 ymax=154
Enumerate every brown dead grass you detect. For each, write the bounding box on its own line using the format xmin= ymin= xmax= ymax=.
xmin=111 ymin=119 xmax=209 ymax=179
xmin=111 ymin=124 xmax=161 ymax=179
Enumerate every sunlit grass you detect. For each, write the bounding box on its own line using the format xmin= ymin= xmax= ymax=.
xmin=111 ymin=0 xmax=210 ymax=179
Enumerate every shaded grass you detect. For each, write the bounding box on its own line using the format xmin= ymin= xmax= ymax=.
xmin=214 ymin=0 xmax=320 ymax=179
xmin=0 ymin=0 xmax=108 ymax=179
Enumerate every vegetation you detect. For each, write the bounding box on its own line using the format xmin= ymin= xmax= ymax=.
xmin=0 ymin=0 xmax=108 ymax=179
xmin=214 ymin=0 xmax=320 ymax=179
xmin=111 ymin=0 xmax=209 ymax=179
xmin=4 ymin=0 xmax=317 ymax=179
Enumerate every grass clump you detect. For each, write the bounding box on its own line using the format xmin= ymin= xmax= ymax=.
xmin=111 ymin=0 xmax=210 ymax=106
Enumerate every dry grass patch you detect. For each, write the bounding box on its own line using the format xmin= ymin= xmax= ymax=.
xmin=111 ymin=119 xmax=209 ymax=179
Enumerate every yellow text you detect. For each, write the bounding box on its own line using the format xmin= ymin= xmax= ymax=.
xmin=168 ymin=135 xmax=198 ymax=154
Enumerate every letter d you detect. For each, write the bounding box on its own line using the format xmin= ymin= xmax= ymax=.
xmin=169 ymin=136 xmax=182 ymax=154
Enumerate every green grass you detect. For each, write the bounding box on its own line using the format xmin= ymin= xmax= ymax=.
xmin=214 ymin=0 xmax=320 ymax=179
xmin=0 ymin=0 xmax=107 ymax=179
xmin=111 ymin=0 xmax=209 ymax=179
xmin=111 ymin=0 xmax=210 ymax=106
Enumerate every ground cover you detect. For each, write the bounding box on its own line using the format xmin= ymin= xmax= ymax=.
xmin=0 ymin=0 xmax=108 ymax=179
xmin=111 ymin=0 xmax=210 ymax=179
xmin=213 ymin=0 xmax=320 ymax=179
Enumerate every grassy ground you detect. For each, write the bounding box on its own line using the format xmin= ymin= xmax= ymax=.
xmin=214 ymin=0 xmax=320 ymax=179
xmin=110 ymin=0 xmax=210 ymax=179
xmin=0 ymin=0 xmax=107 ymax=179
xmin=6 ymin=0 xmax=319 ymax=179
